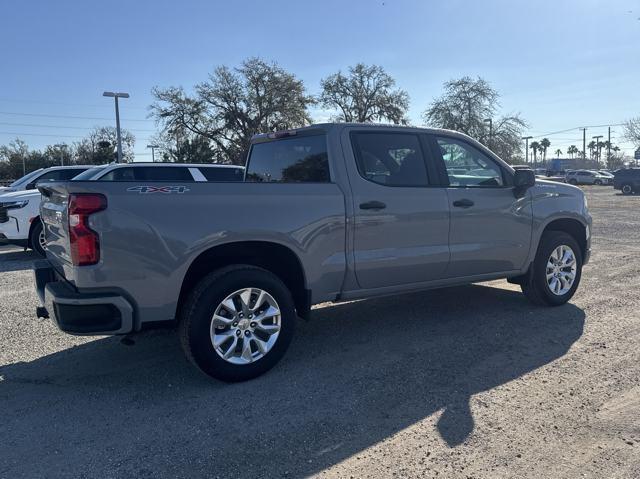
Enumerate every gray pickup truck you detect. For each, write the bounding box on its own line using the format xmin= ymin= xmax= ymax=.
xmin=34 ymin=123 xmax=592 ymax=382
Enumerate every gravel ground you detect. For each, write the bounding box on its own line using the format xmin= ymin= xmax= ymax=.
xmin=1 ymin=186 xmax=639 ymax=479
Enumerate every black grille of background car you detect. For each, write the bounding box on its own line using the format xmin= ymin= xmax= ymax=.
xmin=0 ymin=206 xmax=8 ymax=223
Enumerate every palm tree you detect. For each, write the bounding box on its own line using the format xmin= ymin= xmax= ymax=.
xmin=540 ymin=138 xmax=551 ymax=165
xmin=587 ymin=140 xmax=596 ymax=159
xmin=568 ymin=145 xmax=579 ymax=159
xmin=555 ymin=148 xmax=562 ymax=158
xmin=530 ymin=141 xmax=540 ymax=165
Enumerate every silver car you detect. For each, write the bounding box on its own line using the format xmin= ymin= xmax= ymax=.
xmin=565 ymin=170 xmax=610 ymax=185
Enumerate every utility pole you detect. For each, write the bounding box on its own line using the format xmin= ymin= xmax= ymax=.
xmin=592 ymin=135 xmax=603 ymax=164
xmin=483 ymin=118 xmax=493 ymax=149
xmin=607 ymin=127 xmax=611 ymax=163
xmin=103 ymin=91 xmax=130 ymax=163
xmin=54 ymin=143 xmax=67 ymax=166
xmin=522 ymin=136 xmax=533 ymax=164
xmin=580 ymin=128 xmax=587 ymax=160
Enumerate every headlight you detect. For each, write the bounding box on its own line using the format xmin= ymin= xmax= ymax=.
xmin=2 ymin=200 xmax=29 ymax=210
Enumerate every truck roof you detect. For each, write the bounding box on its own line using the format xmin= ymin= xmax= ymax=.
xmin=250 ymin=122 xmax=472 ymax=143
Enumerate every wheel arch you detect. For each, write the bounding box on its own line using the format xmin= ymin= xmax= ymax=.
xmin=177 ymin=241 xmax=310 ymax=320
xmin=539 ymin=217 xmax=588 ymax=260
xmin=27 ymin=215 xmax=41 ymax=249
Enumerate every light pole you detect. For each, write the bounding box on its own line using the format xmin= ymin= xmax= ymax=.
xmin=103 ymin=91 xmax=129 ymax=163
xmin=54 ymin=143 xmax=67 ymax=166
xmin=483 ymin=118 xmax=493 ymax=149
xmin=522 ymin=136 xmax=533 ymax=164
xmin=146 ymin=144 xmax=160 ymax=163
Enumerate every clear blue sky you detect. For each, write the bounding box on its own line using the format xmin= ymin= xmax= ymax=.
xmin=2 ymin=0 xmax=639 ymax=159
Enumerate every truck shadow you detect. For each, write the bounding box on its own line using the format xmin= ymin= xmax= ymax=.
xmin=0 ymin=284 xmax=584 ymax=478
xmin=0 ymin=246 xmax=39 ymax=273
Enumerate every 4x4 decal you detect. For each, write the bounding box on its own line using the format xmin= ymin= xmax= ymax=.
xmin=127 ymin=186 xmax=190 ymax=194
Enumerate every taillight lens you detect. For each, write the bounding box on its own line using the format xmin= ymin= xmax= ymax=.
xmin=68 ymin=194 xmax=107 ymax=266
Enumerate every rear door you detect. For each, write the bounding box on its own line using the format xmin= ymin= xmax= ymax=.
xmin=343 ymin=129 xmax=450 ymax=289
xmin=429 ymin=134 xmax=532 ymax=278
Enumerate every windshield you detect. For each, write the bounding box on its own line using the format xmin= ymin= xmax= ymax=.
xmin=9 ymin=169 xmax=43 ymax=187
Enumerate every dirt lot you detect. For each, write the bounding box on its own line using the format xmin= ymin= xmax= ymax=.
xmin=1 ymin=186 xmax=639 ymax=479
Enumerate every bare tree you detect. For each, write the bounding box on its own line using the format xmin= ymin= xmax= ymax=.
xmin=423 ymin=76 xmax=527 ymax=163
xmin=320 ymin=63 xmax=409 ymax=124
xmin=623 ymin=117 xmax=640 ymax=147
xmin=150 ymin=57 xmax=315 ymax=165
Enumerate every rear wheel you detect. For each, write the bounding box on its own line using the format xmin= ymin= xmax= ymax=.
xmin=621 ymin=183 xmax=634 ymax=195
xmin=594 ymin=179 xmax=602 ymax=186
xmin=29 ymin=220 xmax=46 ymax=257
xmin=521 ymin=231 xmax=582 ymax=306
xmin=179 ymin=265 xmax=296 ymax=382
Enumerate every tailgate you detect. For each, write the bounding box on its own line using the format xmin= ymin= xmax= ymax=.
xmin=39 ymin=183 xmax=72 ymax=274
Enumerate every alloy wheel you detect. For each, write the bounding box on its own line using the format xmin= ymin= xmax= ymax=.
xmin=209 ymin=288 xmax=281 ymax=365
xmin=546 ymin=245 xmax=577 ymax=296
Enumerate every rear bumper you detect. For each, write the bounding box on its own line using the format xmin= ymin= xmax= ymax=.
xmin=33 ymin=260 xmax=134 ymax=335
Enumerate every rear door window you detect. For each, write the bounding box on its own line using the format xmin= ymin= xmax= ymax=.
xmin=351 ymin=132 xmax=429 ymax=187
xmin=245 ymin=134 xmax=330 ymax=183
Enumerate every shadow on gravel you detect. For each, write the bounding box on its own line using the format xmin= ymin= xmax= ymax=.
xmin=0 ymin=247 xmax=39 ymax=273
xmin=0 ymin=284 xmax=584 ymax=478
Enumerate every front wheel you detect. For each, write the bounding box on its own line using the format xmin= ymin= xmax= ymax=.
xmin=521 ymin=231 xmax=583 ymax=306
xmin=568 ymin=178 xmax=578 ymax=185
xmin=179 ymin=265 xmax=296 ymax=382
xmin=29 ymin=220 xmax=46 ymax=257
xmin=594 ymin=179 xmax=602 ymax=186
xmin=622 ymin=183 xmax=634 ymax=195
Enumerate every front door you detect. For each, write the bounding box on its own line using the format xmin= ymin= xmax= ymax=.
xmin=430 ymin=135 xmax=532 ymax=278
xmin=344 ymin=129 xmax=450 ymax=289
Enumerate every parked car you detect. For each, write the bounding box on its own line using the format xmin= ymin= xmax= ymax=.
xmin=72 ymin=163 xmax=245 ymax=182
xmin=0 ymin=166 xmax=92 ymax=195
xmin=565 ymin=170 xmax=611 ymax=185
xmin=0 ymin=189 xmax=46 ymax=254
xmin=613 ymin=168 xmax=640 ymax=195
xmin=34 ymin=123 xmax=592 ymax=382
xmin=597 ymin=170 xmax=615 ymax=179
xmin=0 ymin=166 xmax=94 ymax=255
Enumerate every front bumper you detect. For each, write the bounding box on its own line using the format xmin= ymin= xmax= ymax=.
xmin=33 ymin=260 xmax=134 ymax=335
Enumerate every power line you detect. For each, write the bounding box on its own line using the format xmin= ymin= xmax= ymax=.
xmin=0 ymin=121 xmax=156 ymax=133
xmin=530 ymin=123 xmax=625 ymax=138
xmin=0 ymin=97 xmax=150 ymax=111
xmin=0 ymin=110 xmax=152 ymax=122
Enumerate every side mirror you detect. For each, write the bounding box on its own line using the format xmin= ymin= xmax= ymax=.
xmin=25 ymin=182 xmax=36 ymax=190
xmin=513 ymin=169 xmax=535 ymax=195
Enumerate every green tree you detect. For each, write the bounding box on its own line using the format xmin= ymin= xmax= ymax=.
xmin=555 ymin=148 xmax=562 ymax=158
xmin=151 ymin=57 xmax=314 ymax=165
xmin=540 ymin=138 xmax=551 ymax=164
xmin=73 ymin=126 xmax=135 ymax=164
xmin=423 ymin=76 xmax=527 ymax=163
xmin=320 ymin=63 xmax=409 ymax=124
xmin=530 ymin=141 xmax=540 ymax=164
xmin=567 ymin=145 xmax=578 ymax=159
xmin=587 ymin=140 xmax=596 ymax=159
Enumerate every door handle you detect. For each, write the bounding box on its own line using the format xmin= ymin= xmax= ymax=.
xmin=452 ymin=198 xmax=474 ymax=208
xmin=359 ymin=200 xmax=387 ymax=210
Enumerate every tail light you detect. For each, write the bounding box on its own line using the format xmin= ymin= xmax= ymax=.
xmin=68 ymin=194 xmax=107 ymax=266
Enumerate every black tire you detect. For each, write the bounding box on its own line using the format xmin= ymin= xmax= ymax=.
xmin=568 ymin=178 xmax=578 ymax=185
xmin=521 ymin=231 xmax=583 ymax=306
xmin=594 ymin=179 xmax=602 ymax=186
xmin=29 ymin=220 xmax=46 ymax=257
xmin=179 ymin=265 xmax=296 ymax=382
xmin=621 ymin=183 xmax=634 ymax=195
